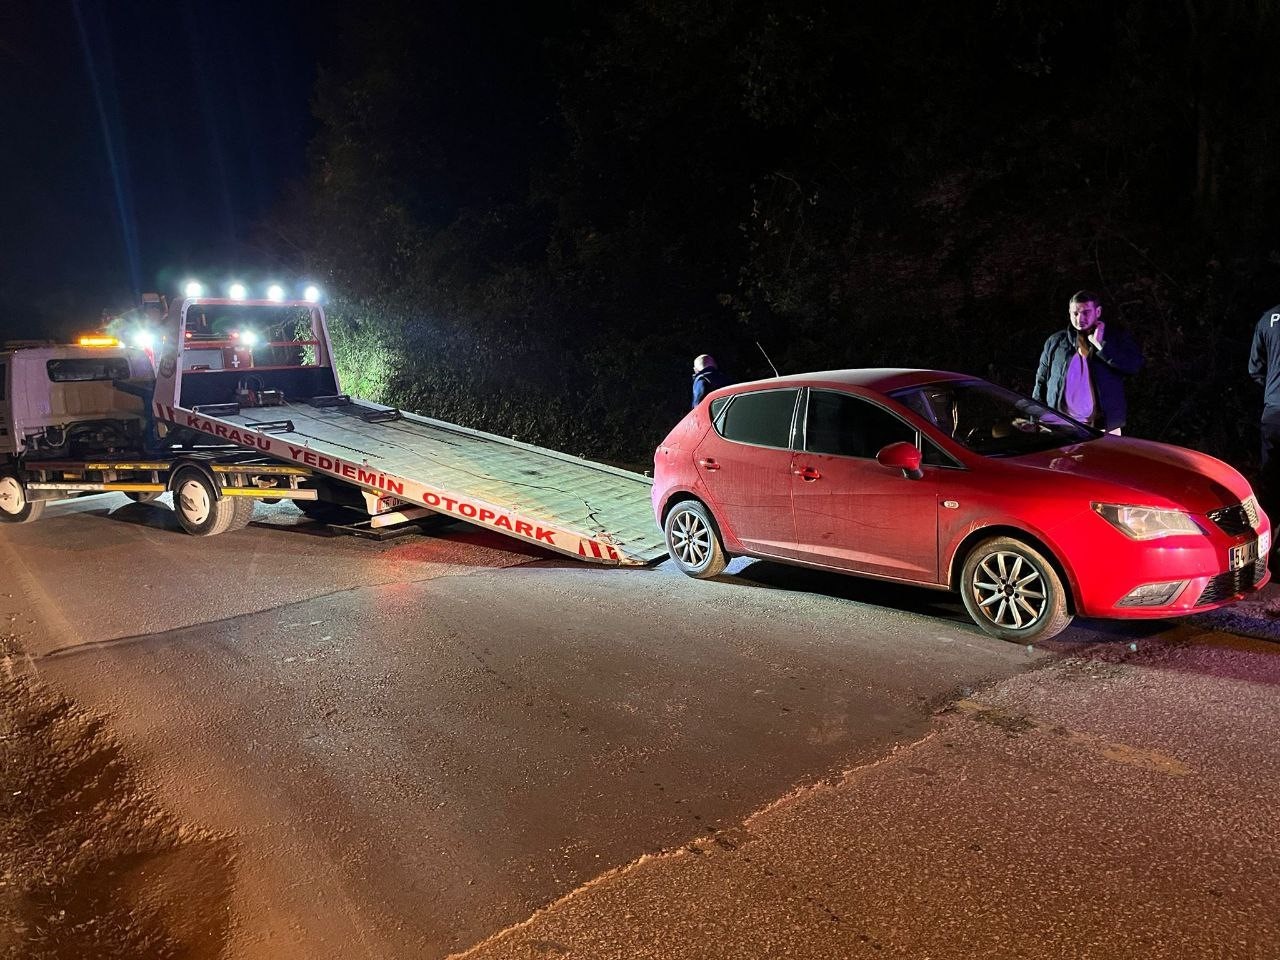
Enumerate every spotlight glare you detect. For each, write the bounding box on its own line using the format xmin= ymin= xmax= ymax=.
xmin=228 ymin=282 xmax=247 ymax=300
xmin=266 ymin=283 xmax=285 ymax=302
xmin=303 ymin=284 xmax=321 ymax=303
xmin=183 ymin=280 xmax=204 ymax=298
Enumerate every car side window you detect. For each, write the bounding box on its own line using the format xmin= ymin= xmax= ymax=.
xmin=805 ymin=389 xmax=916 ymax=459
xmin=715 ymin=389 xmax=799 ymax=449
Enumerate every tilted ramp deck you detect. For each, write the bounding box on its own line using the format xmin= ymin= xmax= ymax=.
xmin=170 ymin=397 xmax=666 ymax=565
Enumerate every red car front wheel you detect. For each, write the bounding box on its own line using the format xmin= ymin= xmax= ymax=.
xmin=961 ymin=536 xmax=1072 ymax=643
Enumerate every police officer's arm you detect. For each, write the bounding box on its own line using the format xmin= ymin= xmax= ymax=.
xmin=1032 ymin=337 xmax=1052 ymax=402
xmin=1250 ymin=320 xmax=1269 ymax=386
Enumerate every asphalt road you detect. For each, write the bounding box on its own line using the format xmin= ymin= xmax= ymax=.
xmin=3 ymin=494 xmax=1275 ymax=959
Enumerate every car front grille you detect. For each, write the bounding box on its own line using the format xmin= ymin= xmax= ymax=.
xmin=1208 ymin=499 xmax=1259 ymax=537
xmin=1195 ymin=558 xmax=1267 ymax=606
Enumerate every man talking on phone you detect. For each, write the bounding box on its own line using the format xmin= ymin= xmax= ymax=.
xmin=1033 ymin=290 xmax=1143 ymax=435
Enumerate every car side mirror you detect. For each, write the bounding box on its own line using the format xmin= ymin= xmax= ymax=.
xmin=876 ymin=441 xmax=924 ymax=480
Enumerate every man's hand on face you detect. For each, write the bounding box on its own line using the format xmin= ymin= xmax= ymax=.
xmin=1088 ymin=319 xmax=1106 ymax=348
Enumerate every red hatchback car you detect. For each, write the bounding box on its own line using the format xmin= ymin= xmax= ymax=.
xmin=653 ymin=369 xmax=1271 ymax=643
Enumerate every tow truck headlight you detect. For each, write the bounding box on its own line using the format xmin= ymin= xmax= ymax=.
xmin=1092 ymin=503 xmax=1202 ymax=540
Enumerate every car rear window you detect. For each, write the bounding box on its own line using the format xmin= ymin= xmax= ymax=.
xmin=805 ymin=390 xmax=916 ymax=458
xmin=716 ymin=389 xmax=799 ymax=449
xmin=47 ymin=357 xmax=131 ymax=382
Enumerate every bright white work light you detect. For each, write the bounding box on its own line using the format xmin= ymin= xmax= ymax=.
xmin=266 ymin=283 xmax=285 ymax=302
xmin=303 ymin=284 xmax=321 ymax=303
xmin=183 ymin=280 xmax=204 ymax=298
xmin=228 ymin=282 xmax=247 ymax=300
xmin=131 ymin=330 xmax=156 ymax=351
xmin=238 ymin=329 xmax=259 ymax=348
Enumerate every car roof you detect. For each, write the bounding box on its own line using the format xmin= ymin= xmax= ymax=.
xmin=725 ymin=368 xmax=974 ymax=394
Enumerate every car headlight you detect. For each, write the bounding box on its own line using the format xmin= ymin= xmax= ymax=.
xmin=1092 ymin=503 xmax=1203 ymax=540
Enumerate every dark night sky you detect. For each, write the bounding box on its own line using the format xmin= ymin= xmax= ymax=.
xmin=0 ymin=0 xmax=323 ymax=336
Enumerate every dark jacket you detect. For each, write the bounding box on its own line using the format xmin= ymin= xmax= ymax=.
xmin=692 ymin=367 xmax=729 ymax=407
xmin=1033 ymin=324 xmax=1143 ymax=431
xmin=1248 ymin=304 xmax=1280 ymax=421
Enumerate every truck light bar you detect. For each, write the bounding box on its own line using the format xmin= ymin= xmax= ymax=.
xmin=77 ymin=335 xmax=122 ymax=347
xmin=177 ymin=279 xmax=323 ymax=302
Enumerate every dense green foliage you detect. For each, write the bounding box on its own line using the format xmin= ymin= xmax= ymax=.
xmin=271 ymin=0 xmax=1280 ymax=470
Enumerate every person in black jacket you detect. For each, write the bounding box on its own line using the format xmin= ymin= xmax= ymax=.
xmin=1248 ymin=303 xmax=1280 ymax=522
xmin=691 ymin=354 xmax=729 ymax=407
xmin=1033 ymin=290 xmax=1143 ymax=434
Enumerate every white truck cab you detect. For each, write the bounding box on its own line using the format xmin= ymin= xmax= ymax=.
xmin=0 ymin=341 xmax=154 ymax=460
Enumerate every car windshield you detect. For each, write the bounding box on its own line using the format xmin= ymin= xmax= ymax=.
xmin=889 ymin=379 xmax=1097 ymax=456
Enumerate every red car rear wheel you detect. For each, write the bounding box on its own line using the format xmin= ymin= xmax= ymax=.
xmin=664 ymin=500 xmax=728 ymax=579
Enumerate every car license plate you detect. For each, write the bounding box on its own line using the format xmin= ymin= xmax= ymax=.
xmin=1230 ymin=537 xmax=1262 ymax=570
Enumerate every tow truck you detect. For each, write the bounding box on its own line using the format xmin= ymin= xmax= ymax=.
xmin=0 ymin=283 xmax=664 ymax=564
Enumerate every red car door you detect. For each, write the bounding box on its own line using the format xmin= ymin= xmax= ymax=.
xmin=790 ymin=389 xmax=940 ymax=582
xmin=693 ymin=387 xmax=801 ymax=559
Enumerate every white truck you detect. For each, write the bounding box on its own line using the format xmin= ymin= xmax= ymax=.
xmin=0 ymin=291 xmax=664 ymax=565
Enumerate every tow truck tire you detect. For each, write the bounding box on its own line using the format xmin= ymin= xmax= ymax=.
xmin=125 ymin=491 xmax=162 ymax=504
xmin=0 ymin=474 xmax=44 ymax=524
xmin=172 ymin=468 xmax=239 ymax=537
xmin=226 ymin=497 xmax=257 ymax=532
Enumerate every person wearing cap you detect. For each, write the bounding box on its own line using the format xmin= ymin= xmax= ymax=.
xmin=692 ymin=354 xmax=729 ymax=407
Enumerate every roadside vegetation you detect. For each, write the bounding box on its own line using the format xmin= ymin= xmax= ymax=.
xmin=254 ymin=1 xmax=1280 ymax=470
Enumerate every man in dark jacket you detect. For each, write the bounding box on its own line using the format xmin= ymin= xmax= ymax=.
xmin=1033 ymin=290 xmax=1143 ymax=433
xmin=691 ymin=354 xmax=729 ymax=407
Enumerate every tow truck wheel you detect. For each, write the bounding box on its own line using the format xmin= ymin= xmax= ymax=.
xmin=0 ymin=474 xmax=44 ymax=524
xmin=172 ymin=468 xmax=239 ymax=536
xmin=227 ymin=496 xmax=257 ymax=532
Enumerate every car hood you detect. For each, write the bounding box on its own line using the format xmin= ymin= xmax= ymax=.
xmin=1008 ymin=436 xmax=1253 ymax=512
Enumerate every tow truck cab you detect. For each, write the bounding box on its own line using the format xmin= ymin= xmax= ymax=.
xmin=0 ymin=342 xmax=154 ymax=460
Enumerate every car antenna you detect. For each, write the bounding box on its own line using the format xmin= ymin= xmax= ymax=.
xmin=756 ymin=341 xmax=780 ymax=378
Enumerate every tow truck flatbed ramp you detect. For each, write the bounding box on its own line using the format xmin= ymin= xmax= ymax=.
xmin=181 ymin=399 xmax=665 ymax=565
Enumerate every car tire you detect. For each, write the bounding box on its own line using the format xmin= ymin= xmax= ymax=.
xmin=0 ymin=474 xmax=44 ymax=524
xmin=172 ymin=468 xmax=239 ymax=536
xmin=664 ymin=499 xmax=728 ymax=579
xmin=960 ymin=536 xmax=1072 ymax=643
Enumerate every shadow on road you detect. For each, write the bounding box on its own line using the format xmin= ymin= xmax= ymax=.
xmin=716 ymin=558 xmax=1280 ymax=670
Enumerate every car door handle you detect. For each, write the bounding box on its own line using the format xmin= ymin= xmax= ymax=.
xmin=793 ymin=466 xmax=822 ymax=481
xmin=698 ymin=458 xmax=721 ymax=471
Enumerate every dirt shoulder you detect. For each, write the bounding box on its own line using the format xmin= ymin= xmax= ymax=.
xmin=0 ymin=659 xmax=233 ymax=960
